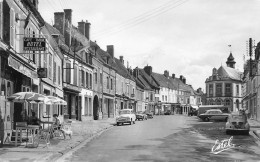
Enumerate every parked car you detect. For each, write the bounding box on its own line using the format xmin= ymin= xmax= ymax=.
xmin=164 ymin=110 xmax=172 ymax=115
xmin=198 ymin=109 xmax=229 ymax=122
xmin=116 ymin=109 xmax=136 ymax=126
xmin=225 ymin=111 xmax=250 ymax=135
xmin=136 ymin=111 xmax=148 ymax=120
xmin=146 ymin=112 xmax=153 ymax=119
xmin=188 ymin=108 xmax=197 ymax=116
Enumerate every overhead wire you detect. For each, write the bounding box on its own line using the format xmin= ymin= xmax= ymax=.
xmin=93 ymin=0 xmax=180 ymax=37
xmin=93 ymin=0 xmax=189 ymax=40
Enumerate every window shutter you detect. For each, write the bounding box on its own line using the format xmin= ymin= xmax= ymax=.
xmin=10 ymin=8 xmax=14 ymax=47
xmin=0 ymin=1 xmax=2 ymax=39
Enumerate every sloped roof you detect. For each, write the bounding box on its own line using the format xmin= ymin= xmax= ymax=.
xmin=137 ymin=75 xmax=153 ymax=90
xmin=138 ymin=69 xmax=159 ymax=89
xmin=151 ymin=72 xmax=176 ymax=89
xmin=218 ymin=66 xmax=242 ymax=81
xmin=169 ymin=77 xmax=189 ymax=91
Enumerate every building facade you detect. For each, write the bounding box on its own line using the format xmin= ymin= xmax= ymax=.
xmin=205 ymin=53 xmax=243 ymax=112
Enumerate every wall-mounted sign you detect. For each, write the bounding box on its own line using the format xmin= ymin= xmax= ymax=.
xmin=8 ymin=56 xmax=38 ymax=79
xmin=37 ymin=68 xmax=47 ymax=78
xmin=23 ymin=37 xmax=46 ymax=51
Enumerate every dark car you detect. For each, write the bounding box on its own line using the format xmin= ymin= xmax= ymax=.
xmin=146 ymin=112 xmax=153 ymax=119
xmin=164 ymin=110 xmax=172 ymax=115
xmin=198 ymin=109 xmax=229 ymax=122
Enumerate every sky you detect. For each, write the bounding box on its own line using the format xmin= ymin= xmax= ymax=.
xmin=38 ymin=0 xmax=260 ymax=92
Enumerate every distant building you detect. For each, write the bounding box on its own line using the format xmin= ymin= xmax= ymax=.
xmin=205 ymin=53 xmax=243 ymax=112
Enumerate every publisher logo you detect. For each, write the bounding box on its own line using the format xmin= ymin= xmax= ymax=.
xmin=211 ymin=136 xmax=235 ymax=154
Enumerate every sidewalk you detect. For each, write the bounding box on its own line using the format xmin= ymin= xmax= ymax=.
xmin=248 ymin=119 xmax=260 ymax=140
xmin=0 ymin=118 xmax=116 ymax=162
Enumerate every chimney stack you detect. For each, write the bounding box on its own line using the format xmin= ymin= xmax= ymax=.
xmin=64 ymin=9 xmax=72 ymax=24
xmin=183 ymin=77 xmax=186 ymax=84
xmin=133 ymin=68 xmax=139 ymax=78
xmin=78 ymin=20 xmax=85 ymax=36
xmin=54 ymin=12 xmax=65 ymax=35
xmin=64 ymin=9 xmax=72 ymax=47
xmin=30 ymin=0 xmax=39 ymax=10
xmin=180 ymin=75 xmax=183 ymax=81
xmin=144 ymin=65 xmax=152 ymax=76
xmin=85 ymin=20 xmax=91 ymax=40
xmin=172 ymin=73 xmax=175 ymax=79
xmin=164 ymin=70 xmax=169 ymax=78
xmin=119 ymin=56 xmax=124 ymax=65
xmin=107 ymin=45 xmax=114 ymax=58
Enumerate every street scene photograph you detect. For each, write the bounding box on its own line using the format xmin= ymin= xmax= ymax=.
xmin=1 ymin=0 xmax=260 ymax=161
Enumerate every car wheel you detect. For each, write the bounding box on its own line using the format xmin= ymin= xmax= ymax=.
xmin=204 ymin=117 xmax=209 ymax=122
xmin=117 ymin=122 xmax=120 ymax=126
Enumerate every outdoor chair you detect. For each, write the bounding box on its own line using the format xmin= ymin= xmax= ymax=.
xmin=60 ymin=121 xmax=72 ymax=139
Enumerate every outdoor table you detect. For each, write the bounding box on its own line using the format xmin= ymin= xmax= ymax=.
xmin=41 ymin=121 xmax=55 ymax=137
xmin=15 ymin=125 xmax=40 ymax=147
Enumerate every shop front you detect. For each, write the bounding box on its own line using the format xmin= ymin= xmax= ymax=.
xmin=63 ymin=83 xmax=81 ymax=120
xmin=0 ymin=52 xmax=38 ymax=143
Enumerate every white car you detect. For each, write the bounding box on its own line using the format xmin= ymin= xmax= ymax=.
xmin=225 ymin=111 xmax=250 ymax=135
xmin=116 ymin=109 xmax=136 ymax=126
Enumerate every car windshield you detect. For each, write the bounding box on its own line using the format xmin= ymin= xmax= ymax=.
xmin=120 ymin=110 xmax=131 ymax=114
xmin=230 ymin=114 xmax=246 ymax=121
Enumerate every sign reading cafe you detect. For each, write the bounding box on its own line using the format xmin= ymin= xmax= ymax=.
xmin=23 ymin=37 xmax=46 ymax=51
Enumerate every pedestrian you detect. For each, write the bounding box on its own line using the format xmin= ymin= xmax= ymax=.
xmin=0 ymin=111 xmax=4 ymax=147
xmin=245 ymin=109 xmax=249 ymax=119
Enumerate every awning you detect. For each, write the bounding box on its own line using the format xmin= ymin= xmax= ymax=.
xmin=8 ymin=56 xmax=38 ymax=79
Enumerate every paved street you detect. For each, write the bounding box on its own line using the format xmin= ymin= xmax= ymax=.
xmin=59 ymin=115 xmax=260 ymax=162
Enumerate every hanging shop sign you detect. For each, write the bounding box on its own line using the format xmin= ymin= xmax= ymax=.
xmin=23 ymin=37 xmax=46 ymax=51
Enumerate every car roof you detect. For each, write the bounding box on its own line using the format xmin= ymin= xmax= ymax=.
xmin=120 ymin=109 xmax=133 ymax=111
xmin=206 ymin=109 xmax=221 ymax=111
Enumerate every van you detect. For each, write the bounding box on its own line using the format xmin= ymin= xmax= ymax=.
xmin=197 ymin=105 xmax=229 ymax=116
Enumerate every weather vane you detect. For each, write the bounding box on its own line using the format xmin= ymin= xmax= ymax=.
xmin=228 ymin=45 xmax=232 ymax=53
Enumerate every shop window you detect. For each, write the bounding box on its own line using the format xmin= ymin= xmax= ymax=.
xmin=86 ymin=72 xmax=89 ymax=88
xmin=89 ymin=74 xmax=92 ymax=89
xmin=53 ymin=61 xmax=56 ymax=83
xmin=58 ymin=66 xmax=61 ymax=85
xmin=1 ymin=78 xmax=5 ymax=96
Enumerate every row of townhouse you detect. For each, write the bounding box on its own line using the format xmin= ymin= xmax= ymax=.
xmin=0 ymin=0 xmax=204 ymax=142
xmin=242 ymin=40 xmax=260 ymax=121
xmin=132 ymin=66 xmax=204 ymax=115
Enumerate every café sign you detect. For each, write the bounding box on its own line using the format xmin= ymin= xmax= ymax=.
xmin=23 ymin=37 xmax=46 ymax=51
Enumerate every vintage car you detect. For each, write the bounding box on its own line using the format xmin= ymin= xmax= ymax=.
xmin=164 ymin=110 xmax=173 ymax=115
xmin=146 ymin=112 xmax=153 ymax=119
xmin=136 ymin=111 xmax=148 ymax=120
xmin=225 ymin=111 xmax=250 ymax=135
xmin=198 ymin=109 xmax=229 ymax=122
xmin=116 ymin=109 xmax=136 ymax=126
